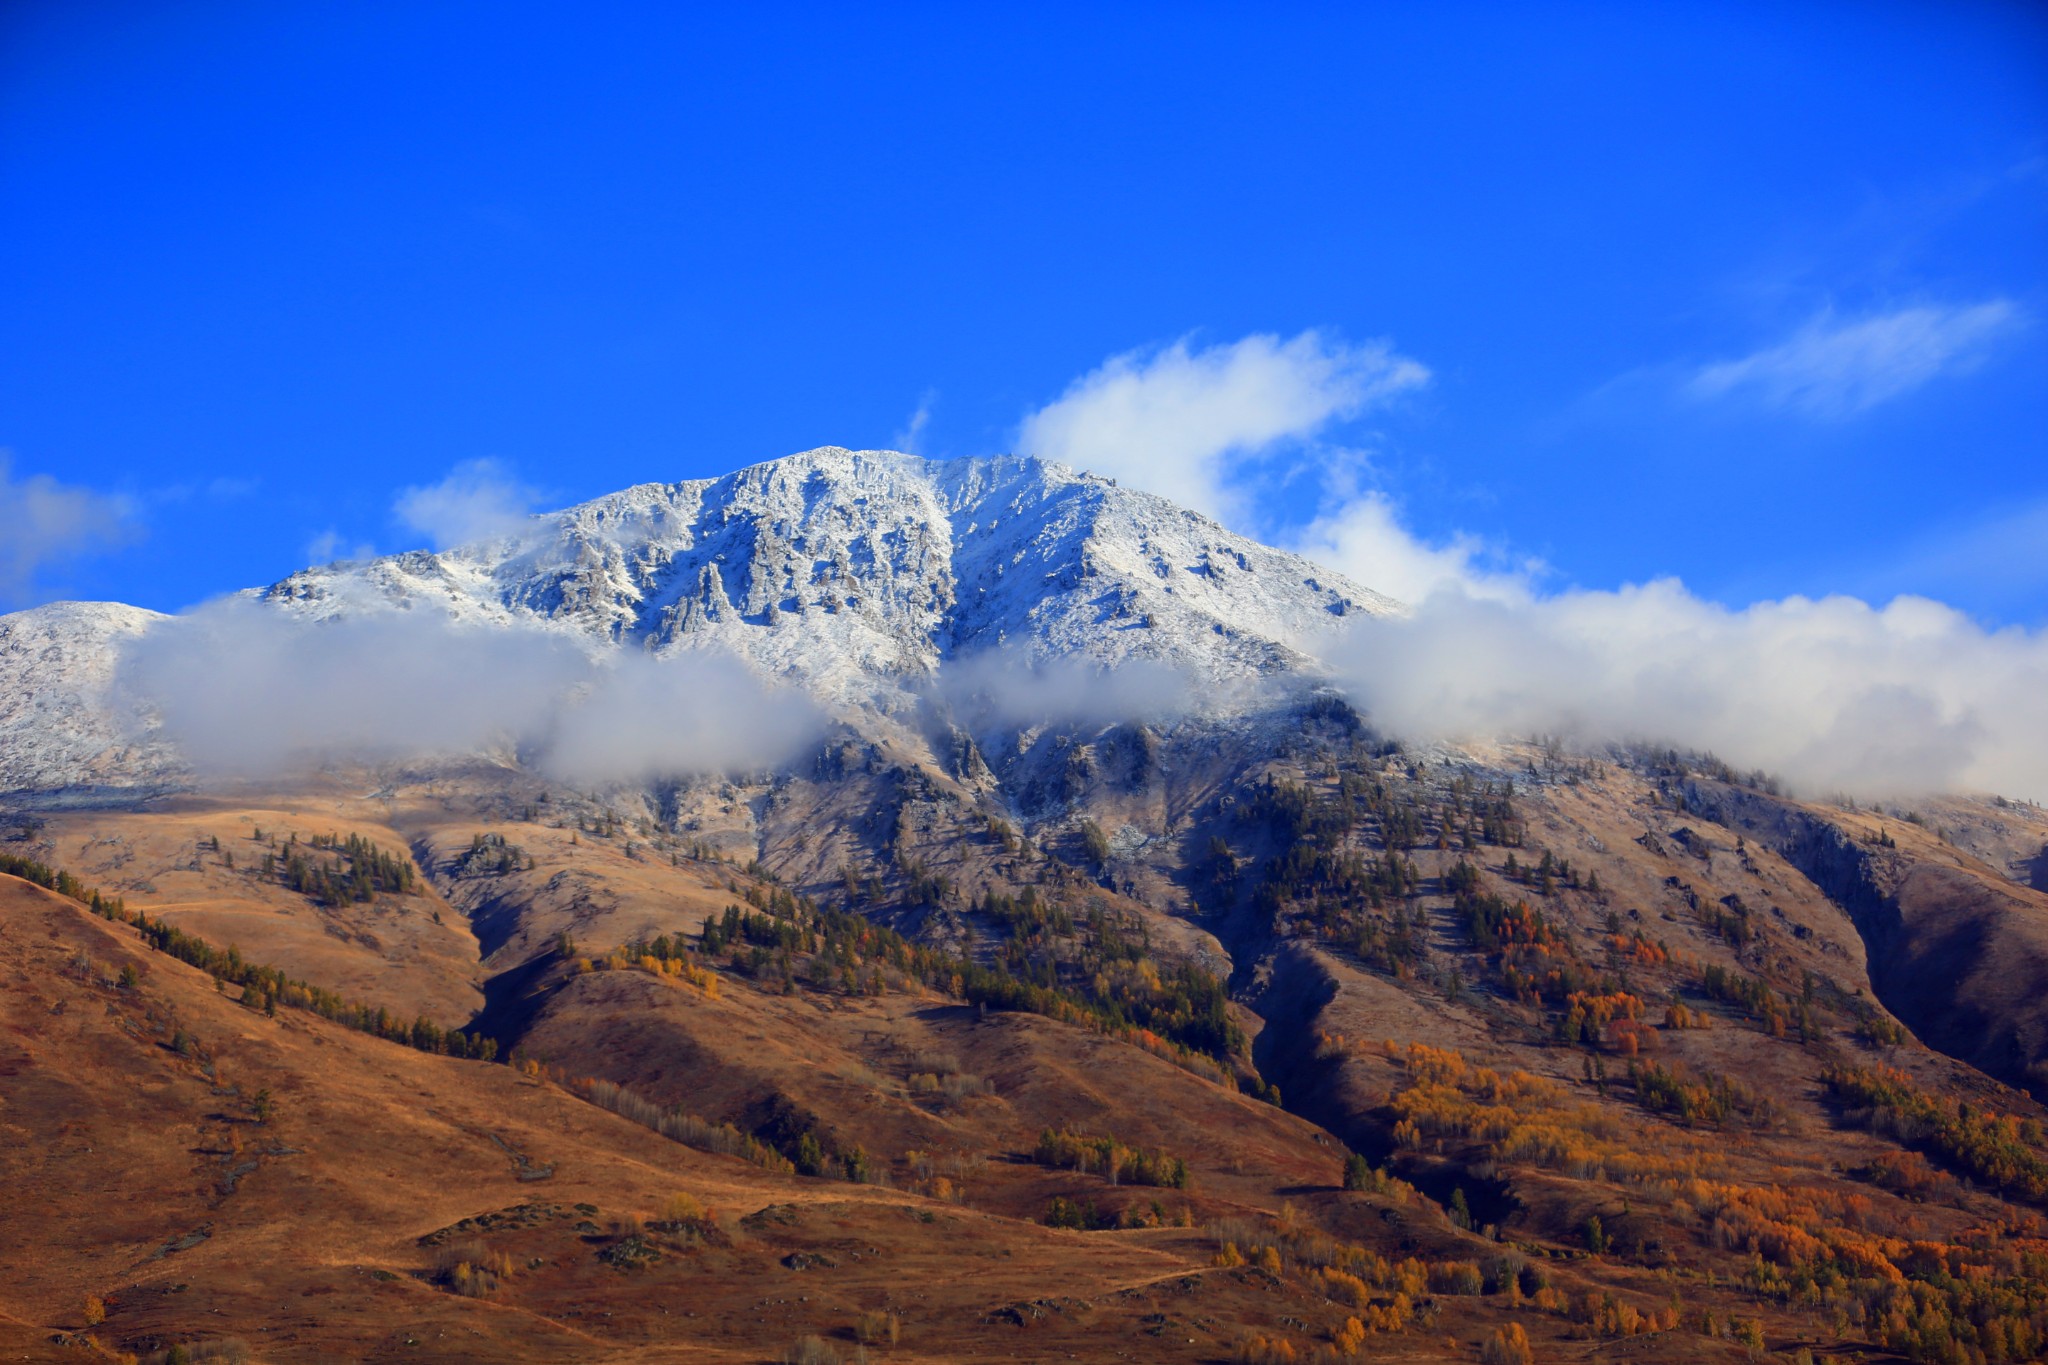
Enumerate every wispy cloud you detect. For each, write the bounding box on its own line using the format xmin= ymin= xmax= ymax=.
xmin=0 ymin=456 xmax=142 ymax=605
xmin=206 ymin=476 xmax=260 ymax=500
xmin=893 ymin=390 xmax=937 ymax=455
xmin=1287 ymin=482 xmax=1540 ymax=607
xmin=393 ymin=459 xmax=544 ymax=550
xmin=1016 ymin=331 xmax=1428 ymax=520
xmin=305 ymin=528 xmax=378 ymax=567
xmin=148 ymin=476 xmax=260 ymax=505
xmin=1688 ymin=300 xmax=2022 ymax=418
xmin=931 ymin=646 xmax=1194 ymax=732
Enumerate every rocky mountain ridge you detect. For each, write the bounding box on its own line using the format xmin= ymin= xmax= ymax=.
xmin=0 ymin=447 xmax=1396 ymax=797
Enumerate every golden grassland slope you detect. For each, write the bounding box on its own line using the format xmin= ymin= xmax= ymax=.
xmin=23 ymin=798 xmax=483 ymax=1026
xmin=1680 ymin=777 xmax=2048 ymax=1095
xmin=5 ymin=851 xmax=1802 ymax=1365
xmin=12 ymin=723 xmax=2048 ymax=1364
xmin=510 ymin=961 xmax=1344 ymax=1225
xmin=2 ymin=874 xmax=1513 ymax=1365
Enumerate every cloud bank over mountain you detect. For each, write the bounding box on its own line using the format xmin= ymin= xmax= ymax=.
xmin=11 ymin=319 xmax=2037 ymax=808
xmin=1025 ymin=333 xmax=2048 ymax=802
xmin=1326 ymin=581 xmax=2048 ymax=802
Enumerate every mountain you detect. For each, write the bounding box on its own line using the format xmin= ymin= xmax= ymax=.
xmin=257 ymin=446 xmax=1395 ymax=703
xmin=1 ymin=448 xmax=1394 ymax=801
xmin=5 ymin=448 xmax=2048 ymax=1365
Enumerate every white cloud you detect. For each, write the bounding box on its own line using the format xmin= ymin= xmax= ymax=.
xmin=1288 ymin=488 xmax=1536 ymax=606
xmin=1688 ymin=300 xmax=2022 ymax=418
xmin=118 ymin=598 xmax=822 ymax=784
xmin=305 ymin=529 xmax=377 ymax=566
xmin=0 ymin=456 xmax=141 ymax=604
xmin=1016 ymin=331 xmax=1428 ymax=519
xmin=544 ymin=651 xmax=821 ymax=785
xmin=1324 ymin=577 xmax=2048 ymax=804
xmin=932 ymin=646 xmax=1194 ymax=733
xmin=893 ymin=390 xmax=937 ymax=455
xmin=393 ymin=459 xmax=543 ymax=550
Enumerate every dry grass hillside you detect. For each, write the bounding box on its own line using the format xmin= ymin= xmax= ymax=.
xmin=2 ymin=874 xmax=1555 ymax=1365
xmin=7 ymin=717 xmax=2048 ymax=1363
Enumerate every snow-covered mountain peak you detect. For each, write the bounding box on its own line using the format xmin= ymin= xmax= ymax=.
xmin=0 ymin=449 xmax=1400 ymax=796
xmin=257 ymin=448 xmax=1398 ymax=708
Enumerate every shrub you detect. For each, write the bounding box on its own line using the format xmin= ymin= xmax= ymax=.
xmin=433 ymin=1240 xmax=512 ymax=1297
xmin=782 ymin=1337 xmax=867 ymax=1365
xmin=1033 ymin=1126 xmax=1189 ymax=1188
xmin=1232 ymin=1334 xmax=1298 ymax=1364
xmin=1480 ymin=1323 xmax=1533 ymax=1365
xmin=853 ymin=1309 xmax=900 ymax=1347
xmin=583 ymin=1078 xmax=795 ymax=1174
xmin=1824 ymin=1062 xmax=2048 ymax=1202
xmin=1044 ymin=1196 xmax=1114 ymax=1231
xmin=1426 ymin=1260 xmax=1484 ymax=1295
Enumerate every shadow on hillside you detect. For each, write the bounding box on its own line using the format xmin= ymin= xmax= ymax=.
xmin=463 ymin=949 xmax=564 ymax=1052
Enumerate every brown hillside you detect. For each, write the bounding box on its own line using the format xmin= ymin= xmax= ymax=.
xmin=10 ymin=721 xmax=2048 ymax=1363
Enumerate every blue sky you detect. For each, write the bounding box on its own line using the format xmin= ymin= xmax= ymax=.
xmin=3 ymin=0 xmax=2044 ymax=624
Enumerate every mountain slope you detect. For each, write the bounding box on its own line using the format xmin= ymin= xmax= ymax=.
xmin=7 ymin=448 xmax=2048 ymax=1364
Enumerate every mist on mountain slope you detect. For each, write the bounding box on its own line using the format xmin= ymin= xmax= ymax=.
xmin=114 ymin=600 xmax=1212 ymax=787
xmin=1285 ymin=473 xmax=2048 ymax=806
xmin=115 ymin=597 xmax=823 ymax=784
xmin=929 ymin=647 xmax=1197 ymax=733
